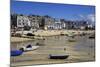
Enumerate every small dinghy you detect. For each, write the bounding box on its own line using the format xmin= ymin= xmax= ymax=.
xmin=89 ymin=34 xmax=95 ymax=39
xmin=49 ymin=54 xmax=69 ymax=59
xmin=19 ymin=44 xmax=39 ymax=52
xmin=11 ymin=50 xmax=23 ymax=56
xmin=68 ymin=39 xmax=76 ymax=42
xmin=67 ymin=33 xmax=75 ymax=37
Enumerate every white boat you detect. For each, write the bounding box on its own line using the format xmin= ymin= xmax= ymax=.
xmin=19 ymin=45 xmax=39 ymax=52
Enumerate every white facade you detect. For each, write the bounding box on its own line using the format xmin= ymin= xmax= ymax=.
xmin=28 ymin=16 xmax=40 ymax=29
xmin=17 ymin=16 xmax=31 ymax=27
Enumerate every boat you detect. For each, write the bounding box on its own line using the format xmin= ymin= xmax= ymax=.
xmin=89 ymin=36 xmax=95 ymax=39
xmin=60 ymin=32 xmax=67 ymax=36
xmin=49 ymin=54 xmax=69 ymax=59
xmin=35 ymin=43 xmax=45 ymax=46
xmin=68 ymin=39 xmax=76 ymax=42
xmin=27 ymin=33 xmax=35 ymax=36
xmin=11 ymin=50 xmax=23 ymax=56
xmin=19 ymin=44 xmax=39 ymax=52
xmin=60 ymin=33 xmax=65 ymax=36
xmin=89 ymin=34 xmax=95 ymax=39
xmin=68 ymin=34 xmax=75 ymax=38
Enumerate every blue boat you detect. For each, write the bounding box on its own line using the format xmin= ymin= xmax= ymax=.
xmin=11 ymin=50 xmax=23 ymax=56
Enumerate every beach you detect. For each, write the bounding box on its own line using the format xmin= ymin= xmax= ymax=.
xmin=11 ymin=30 xmax=94 ymax=42
xmin=10 ymin=31 xmax=95 ymax=66
xmin=33 ymin=30 xmax=94 ymax=36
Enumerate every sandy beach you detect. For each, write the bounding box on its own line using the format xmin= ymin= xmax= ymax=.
xmin=11 ymin=37 xmax=33 ymax=43
xmin=10 ymin=32 xmax=95 ymax=66
xmin=33 ymin=30 xmax=94 ymax=36
xmin=11 ymin=30 xmax=95 ymax=43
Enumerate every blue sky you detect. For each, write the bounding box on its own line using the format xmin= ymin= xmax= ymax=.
xmin=11 ymin=0 xmax=95 ymax=21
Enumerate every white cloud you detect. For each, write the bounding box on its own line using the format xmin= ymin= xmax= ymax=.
xmin=79 ymin=14 xmax=85 ymax=18
xmin=87 ymin=14 xmax=95 ymax=22
xmin=87 ymin=14 xmax=95 ymax=25
xmin=79 ymin=14 xmax=95 ymax=25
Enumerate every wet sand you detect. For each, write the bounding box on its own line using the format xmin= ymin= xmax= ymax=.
xmin=10 ymin=35 xmax=95 ymax=66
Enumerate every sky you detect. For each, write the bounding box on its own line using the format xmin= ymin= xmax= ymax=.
xmin=11 ymin=0 xmax=95 ymax=23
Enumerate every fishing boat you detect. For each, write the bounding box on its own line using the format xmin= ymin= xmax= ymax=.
xmin=11 ymin=50 xmax=23 ymax=56
xmin=49 ymin=54 xmax=69 ymax=59
xmin=19 ymin=44 xmax=39 ymax=52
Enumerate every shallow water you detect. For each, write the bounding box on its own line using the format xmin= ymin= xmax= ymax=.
xmin=11 ymin=35 xmax=95 ymax=66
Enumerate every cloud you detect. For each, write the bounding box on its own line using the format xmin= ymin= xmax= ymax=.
xmin=79 ymin=14 xmax=85 ymax=19
xmin=79 ymin=14 xmax=95 ymax=25
xmin=87 ymin=14 xmax=95 ymax=23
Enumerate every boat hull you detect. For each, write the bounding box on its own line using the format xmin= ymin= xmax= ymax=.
xmin=49 ymin=54 xmax=69 ymax=59
xmin=11 ymin=50 xmax=23 ymax=56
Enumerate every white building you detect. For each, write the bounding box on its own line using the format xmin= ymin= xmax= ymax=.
xmin=17 ymin=16 xmax=31 ymax=28
xmin=28 ymin=16 xmax=41 ymax=29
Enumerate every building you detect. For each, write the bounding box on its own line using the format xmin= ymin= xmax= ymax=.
xmin=17 ymin=15 xmax=31 ymax=27
xmin=48 ymin=19 xmax=66 ymax=30
xmin=17 ymin=15 xmax=31 ymax=31
xmin=44 ymin=16 xmax=55 ymax=30
xmin=28 ymin=15 xmax=41 ymax=29
xmin=11 ymin=14 xmax=92 ymax=31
